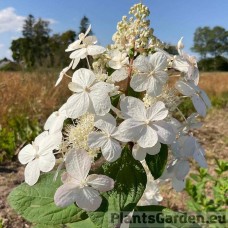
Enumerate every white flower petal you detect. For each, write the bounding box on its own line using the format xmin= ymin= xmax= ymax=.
xmin=39 ymin=132 xmax=62 ymax=155
xmin=133 ymin=55 xmax=150 ymax=72
xmin=172 ymin=178 xmax=185 ymax=192
xmin=68 ymin=82 xmax=84 ymax=93
xmin=91 ymin=81 xmax=114 ymax=94
xmin=130 ymin=74 xmax=150 ymax=92
xmin=72 ymin=57 xmax=80 ymax=69
xmin=108 ymin=60 xmax=122 ymax=70
xmin=192 ymin=94 xmax=206 ymax=117
xmin=181 ymin=136 xmax=196 ymax=158
xmin=72 ymin=68 xmax=95 ymax=87
xmin=147 ymin=101 xmax=168 ymax=121
xmin=18 ymin=144 xmax=36 ymax=164
xmin=75 ymin=187 xmax=102 ymax=211
xmin=84 ymin=25 xmax=92 ymax=37
xmin=146 ymin=77 xmax=163 ymax=97
xmin=193 ymin=142 xmax=207 ymax=168
xmin=175 ymin=160 xmax=190 ymax=180
xmin=24 ymin=159 xmax=40 ymax=186
xmin=87 ymin=45 xmax=106 ymax=56
xmin=149 ymin=52 xmax=168 ymax=72
xmin=88 ymin=132 xmax=107 ymax=148
xmin=156 ymin=71 xmax=168 ymax=85
xmin=120 ymin=96 xmax=147 ymax=120
xmin=147 ymin=142 xmax=161 ymax=155
xmin=175 ymin=80 xmax=195 ymax=96
xmin=54 ymin=183 xmax=80 ymax=207
xmin=86 ymin=174 xmax=114 ymax=192
xmin=66 ymin=40 xmax=81 ymax=52
xmin=90 ymin=89 xmax=111 ymax=116
xmin=118 ymin=119 xmax=145 ymax=142
xmin=173 ymin=57 xmax=189 ymax=73
xmin=111 ymin=68 xmax=128 ymax=82
xmin=65 ymin=149 xmax=92 ymax=182
xmin=34 ymin=131 xmax=49 ymax=145
xmin=44 ymin=111 xmax=66 ymax=134
xmin=102 ymin=138 xmax=122 ymax=162
xmin=132 ymin=144 xmax=147 ymax=161
xmin=66 ymin=92 xmax=90 ymax=119
xmin=38 ymin=152 xmax=55 ymax=172
xmin=138 ymin=126 xmax=158 ymax=148
xmin=95 ymin=113 xmax=116 ymax=126
xmin=84 ymin=36 xmax=97 ymax=45
xmin=70 ymin=48 xmax=87 ymax=59
xmin=95 ymin=119 xmax=116 ymax=135
xmin=152 ymin=121 xmax=175 ymax=144
xmin=200 ymin=90 xmax=211 ymax=108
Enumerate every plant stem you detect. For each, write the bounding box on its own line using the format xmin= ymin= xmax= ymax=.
xmin=91 ymin=155 xmax=106 ymax=171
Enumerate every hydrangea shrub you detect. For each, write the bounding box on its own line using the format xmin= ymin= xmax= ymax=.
xmin=8 ymin=2 xmax=211 ymax=227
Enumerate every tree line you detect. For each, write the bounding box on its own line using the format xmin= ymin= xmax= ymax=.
xmin=8 ymin=16 xmax=228 ymax=71
xmin=192 ymin=26 xmax=228 ymax=71
xmin=10 ymin=15 xmax=92 ymax=69
xmin=191 ymin=26 xmax=228 ymax=58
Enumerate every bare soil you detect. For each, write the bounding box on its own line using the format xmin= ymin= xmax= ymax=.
xmin=0 ymin=109 xmax=227 ymax=227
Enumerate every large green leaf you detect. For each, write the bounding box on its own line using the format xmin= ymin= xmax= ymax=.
xmin=8 ymin=172 xmax=86 ymax=225
xmin=67 ymin=218 xmax=96 ymax=228
xmin=88 ymin=147 xmax=147 ymax=228
xmin=145 ymin=144 xmax=168 ymax=179
xmin=129 ymin=205 xmax=166 ymax=228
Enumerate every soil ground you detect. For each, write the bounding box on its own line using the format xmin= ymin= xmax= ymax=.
xmin=0 ymin=108 xmax=227 ymax=227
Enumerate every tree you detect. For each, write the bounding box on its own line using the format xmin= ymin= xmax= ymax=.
xmin=22 ymin=14 xmax=35 ymax=38
xmin=79 ymin=16 xmax=93 ymax=35
xmin=209 ymin=26 xmax=228 ymax=57
xmin=48 ymin=30 xmax=76 ymax=67
xmin=11 ymin=15 xmax=51 ymax=68
xmin=191 ymin=27 xmax=211 ymax=58
xmin=191 ymin=26 xmax=228 ymax=58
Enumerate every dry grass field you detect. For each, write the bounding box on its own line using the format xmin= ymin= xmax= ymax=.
xmin=199 ymin=72 xmax=228 ymax=95
xmin=0 ymin=70 xmax=71 ymax=127
xmin=0 ymin=71 xmax=228 ymax=227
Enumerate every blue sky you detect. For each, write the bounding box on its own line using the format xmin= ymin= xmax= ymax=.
xmin=1 ymin=0 xmax=228 ymax=60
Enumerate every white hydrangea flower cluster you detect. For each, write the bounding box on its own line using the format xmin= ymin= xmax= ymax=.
xmin=18 ymin=2 xmax=211 ymax=211
xmin=112 ymin=3 xmax=164 ymax=52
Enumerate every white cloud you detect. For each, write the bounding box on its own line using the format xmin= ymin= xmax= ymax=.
xmin=0 ymin=7 xmax=25 ymax=33
xmin=46 ymin=18 xmax=57 ymax=25
xmin=0 ymin=43 xmax=4 ymax=48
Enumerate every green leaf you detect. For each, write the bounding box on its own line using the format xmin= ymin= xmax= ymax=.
xmin=110 ymin=94 xmax=120 ymax=107
xmin=129 ymin=205 xmax=166 ymax=228
xmin=88 ymin=146 xmax=147 ymax=228
xmin=189 ymin=173 xmax=201 ymax=182
xmin=126 ymin=86 xmax=141 ymax=98
xmin=67 ymin=218 xmax=96 ymax=228
xmin=33 ymin=224 xmax=63 ymax=228
xmin=8 ymin=172 xmax=87 ymax=225
xmin=145 ymin=144 xmax=168 ymax=179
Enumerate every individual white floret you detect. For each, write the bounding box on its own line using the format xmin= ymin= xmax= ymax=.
xmin=65 ymin=68 xmax=113 ymax=118
xmin=54 ymin=149 xmax=114 ymax=211
xmin=18 ymin=131 xmax=62 ymax=186
xmin=175 ymin=80 xmax=211 ymax=117
xmin=118 ymin=96 xmax=175 ymax=148
xmin=130 ymin=52 xmax=168 ymax=97
xmin=88 ymin=114 xmax=122 ymax=162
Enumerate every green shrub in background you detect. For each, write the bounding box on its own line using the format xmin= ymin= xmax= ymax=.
xmin=186 ymin=159 xmax=228 ymax=212
xmin=210 ymin=92 xmax=228 ymax=109
xmin=0 ymin=114 xmax=41 ymax=163
xmin=198 ymin=56 xmax=228 ymax=72
xmin=0 ymin=62 xmax=22 ymax=71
